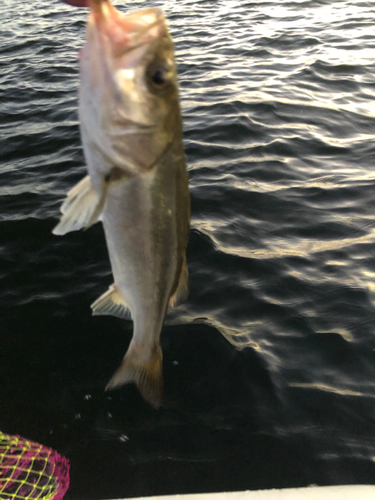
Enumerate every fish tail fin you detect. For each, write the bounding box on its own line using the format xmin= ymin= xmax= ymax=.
xmin=106 ymin=343 xmax=163 ymax=409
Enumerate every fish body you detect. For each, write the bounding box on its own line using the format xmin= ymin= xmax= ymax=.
xmin=54 ymin=0 xmax=190 ymax=407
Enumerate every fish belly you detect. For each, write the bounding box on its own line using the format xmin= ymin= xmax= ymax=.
xmin=102 ymin=166 xmax=178 ymax=346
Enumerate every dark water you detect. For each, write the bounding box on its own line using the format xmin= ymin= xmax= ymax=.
xmin=2 ymin=0 xmax=375 ymax=498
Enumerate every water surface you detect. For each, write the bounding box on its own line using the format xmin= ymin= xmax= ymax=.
xmin=1 ymin=0 xmax=375 ymax=498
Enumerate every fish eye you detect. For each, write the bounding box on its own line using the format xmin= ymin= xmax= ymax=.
xmin=147 ymin=62 xmax=171 ymax=91
xmin=152 ymin=69 xmax=167 ymax=86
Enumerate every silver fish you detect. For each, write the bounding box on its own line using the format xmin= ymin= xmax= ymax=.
xmin=54 ymin=0 xmax=190 ymax=408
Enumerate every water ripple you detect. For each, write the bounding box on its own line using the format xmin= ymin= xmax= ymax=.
xmin=1 ymin=0 xmax=375 ymax=490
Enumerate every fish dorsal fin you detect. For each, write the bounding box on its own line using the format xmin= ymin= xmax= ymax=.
xmin=106 ymin=343 xmax=163 ymax=409
xmin=52 ymin=175 xmax=106 ymax=235
xmin=169 ymin=257 xmax=189 ymax=307
xmin=91 ymin=284 xmax=132 ymax=320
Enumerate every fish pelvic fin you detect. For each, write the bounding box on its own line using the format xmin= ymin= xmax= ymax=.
xmin=91 ymin=284 xmax=131 ymax=320
xmin=169 ymin=256 xmax=189 ymax=307
xmin=106 ymin=343 xmax=163 ymax=409
xmin=52 ymin=175 xmax=104 ymax=235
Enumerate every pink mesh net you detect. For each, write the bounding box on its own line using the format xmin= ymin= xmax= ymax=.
xmin=0 ymin=431 xmax=70 ymax=500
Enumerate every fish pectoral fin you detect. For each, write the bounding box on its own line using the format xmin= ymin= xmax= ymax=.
xmin=52 ymin=175 xmax=104 ymax=235
xmin=53 ymin=167 xmax=132 ymax=236
xmin=169 ymin=257 xmax=189 ymax=307
xmin=91 ymin=284 xmax=132 ymax=320
xmin=105 ymin=344 xmax=163 ymax=409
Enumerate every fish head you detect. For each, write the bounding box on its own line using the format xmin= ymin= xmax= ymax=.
xmin=80 ymin=1 xmax=182 ymax=173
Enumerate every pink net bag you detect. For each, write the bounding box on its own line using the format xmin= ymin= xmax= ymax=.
xmin=0 ymin=431 xmax=70 ymax=500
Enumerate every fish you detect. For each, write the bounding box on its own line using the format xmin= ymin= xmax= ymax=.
xmin=54 ymin=0 xmax=190 ymax=408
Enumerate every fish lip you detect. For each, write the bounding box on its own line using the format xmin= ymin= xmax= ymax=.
xmin=111 ymin=17 xmax=167 ymax=59
xmin=91 ymin=5 xmax=167 ymax=55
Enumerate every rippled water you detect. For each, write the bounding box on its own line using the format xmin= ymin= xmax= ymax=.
xmin=1 ymin=0 xmax=375 ymax=498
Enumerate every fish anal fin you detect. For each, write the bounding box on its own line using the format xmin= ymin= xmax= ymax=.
xmin=106 ymin=344 xmax=163 ymax=409
xmin=91 ymin=284 xmax=131 ymax=320
xmin=53 ymin=175 xmax=102 ymax=235
xmin=169 ymin=257 xmax=189 ymax=307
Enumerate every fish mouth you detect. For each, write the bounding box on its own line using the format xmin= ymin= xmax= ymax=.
xmin=90 ymin=1 xmax=167 ymax=56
